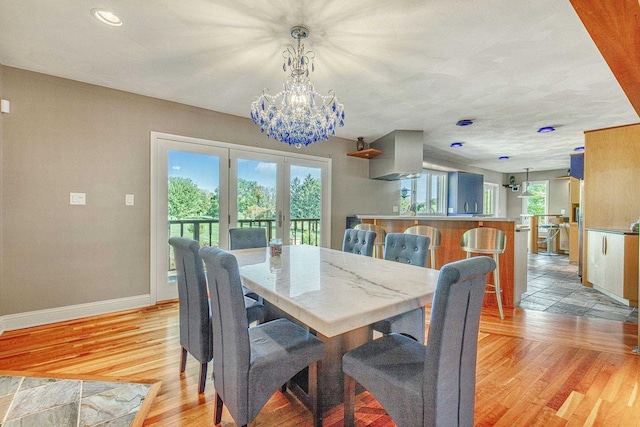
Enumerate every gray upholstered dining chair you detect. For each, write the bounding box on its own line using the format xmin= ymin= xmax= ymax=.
xmin=228 ymin=227 xmax=268 ymax=301
xmin=372 ymin=233 xmax=430 ymax=343
xmin=342 ymin=228 xmax=377 ymax=256
xmin=229 ymin=227 xmax=268 ymax=250
xmin=343 ymin=256 xmax=496 ymax=427
xmin=199 ymin=246 xmax=325 ymax=427
xmin=168 ymin=237 xmax=266 ymax=394
xmin=354 ymin=223 xmax=386 ymax=258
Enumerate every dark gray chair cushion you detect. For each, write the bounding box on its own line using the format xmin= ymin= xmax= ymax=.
xmin=229 ymin=227 xmax=268 ymax=250
xmin=200 ymin=246 xmax=325 ymax=426
xmin=169 ymin=237 xmax=212 ymax=365
xmin=372 ymin=233 xmax=431 ymax=342
xmin=169 ymin=237 xmax=266 ymax=394
xmin=343 ymin=256 xmax=496 ymax=427
xmin=342 ymin=229 xmax=376 ymax=256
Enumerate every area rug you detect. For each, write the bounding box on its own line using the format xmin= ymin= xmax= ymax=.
xmin=0 ymin=370 xmax=160 ymax=427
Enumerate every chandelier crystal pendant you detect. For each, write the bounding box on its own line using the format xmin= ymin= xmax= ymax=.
xmin=250 ymin=26 xmax=345 ymax=148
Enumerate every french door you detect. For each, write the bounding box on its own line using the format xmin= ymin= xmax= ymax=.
xmin=229 ymin=151 xmax=328 ymax=246
xmin=151 ymin=132 xmax=331 ymax=302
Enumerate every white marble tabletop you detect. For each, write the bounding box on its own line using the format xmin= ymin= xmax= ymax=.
xmin=232 ymin=245 xmax=439 ymax=337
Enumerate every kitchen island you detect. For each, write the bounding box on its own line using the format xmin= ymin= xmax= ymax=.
xmin=357 ymin=215 xmax=529 ymax=310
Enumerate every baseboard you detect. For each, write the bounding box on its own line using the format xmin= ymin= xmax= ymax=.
xmin=0 ymin=294 xmax=152 ymax=334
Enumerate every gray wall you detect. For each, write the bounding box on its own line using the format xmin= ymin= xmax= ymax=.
xmin=0 ymin=66 xmax=396 ymax=316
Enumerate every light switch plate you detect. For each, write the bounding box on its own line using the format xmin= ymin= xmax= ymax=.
xmin=125 ymin=194 xmax=135 ymax=206
xmin=70 ymin=192 xmax=86 ymax=205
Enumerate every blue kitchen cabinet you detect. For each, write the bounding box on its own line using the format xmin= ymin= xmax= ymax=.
xmin=448 ymin=171 xmax=484 ymax=215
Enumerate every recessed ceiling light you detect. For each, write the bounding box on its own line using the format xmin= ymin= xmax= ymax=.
xmin=574 ymin=146 xmax=585 ymax=152
xmin=537 ymin=126 xmax=555 ymax=133
xmin=450 ymin=142 xmax=463 ymax=148
xmin=456 ymin=119 xmax=474 ymax=126
xmin=91 ymin=8 xmax=123 ymax=26
xmin=498 ymin=156 xmax=509 ymax=160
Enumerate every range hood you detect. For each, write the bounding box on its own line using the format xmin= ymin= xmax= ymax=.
xmin=369 ymin=130 xmax=423 ymax=181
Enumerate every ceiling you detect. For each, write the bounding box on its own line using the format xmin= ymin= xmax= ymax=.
xmin=0 ymin=0 xmax=637 ymax=173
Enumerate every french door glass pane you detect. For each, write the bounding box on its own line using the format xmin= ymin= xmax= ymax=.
xmin=289 ymin=165 xmax=322 ymax=246
xmin=167 ymin=150 xmax=221 ymax=270
xmin=236 ymin=158 xmax=278 ymax=241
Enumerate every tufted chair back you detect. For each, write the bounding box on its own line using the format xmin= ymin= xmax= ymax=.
xmin=342 ymin=229 xmax=377 ymax=256
xmin=229 ymin=227 xmax=267 ymax=250
xmin=383 ymin=233 xmax=430 ymax=266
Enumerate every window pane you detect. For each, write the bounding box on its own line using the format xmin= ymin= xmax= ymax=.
xmin=429 ymin=172 xmax=447 ymax=214
xmin=415 ymin=175 xmax=427 ymax=213
xmin=289 ymin=165 xmax=322 ymax=246
xmin=523 ymin=181 xmax=548 ymax=224
xmin=400 ymin=179 xmax=412 ymax=213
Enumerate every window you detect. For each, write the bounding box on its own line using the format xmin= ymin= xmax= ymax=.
xmin=522 ymin=180 xmax=549 ymax=224
xmin=400 ymin=170 xmax=447 ymax=215
xmin=483 ymin=183 xmax=499 ymax=216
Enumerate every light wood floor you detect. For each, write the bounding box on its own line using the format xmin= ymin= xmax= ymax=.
xmin=1 ymin=302 xmax=638 ymax=426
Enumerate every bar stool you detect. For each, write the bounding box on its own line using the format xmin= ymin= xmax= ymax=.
xmin=461 ymin=227 xmax=506 ymax=320
xmin=404 ymin=225 xmax=441 ymax=268
xmin=354 ymin=223 xmax=386 ymax=258
xmin=538 ymin=217 xmax=562 ymax=255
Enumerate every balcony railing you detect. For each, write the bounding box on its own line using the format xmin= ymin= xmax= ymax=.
xmin=168 ymin=217 xmax=320 ymax=269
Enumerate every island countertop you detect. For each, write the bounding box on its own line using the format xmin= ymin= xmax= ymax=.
xmin=354 ymin=215 xmax=529 ymax=311
xmin=357 ymin=214 xmax=518 ymax=222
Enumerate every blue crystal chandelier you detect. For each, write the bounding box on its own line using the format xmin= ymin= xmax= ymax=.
xmin=250 ymin=26 xmax=345 ymax=148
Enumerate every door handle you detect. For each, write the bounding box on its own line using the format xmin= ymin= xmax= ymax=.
xmin=603 ymin=235 xmax=607 ymax=255
xmin=474 ymin=202 xmax=478 ymax=213
xmin=278 ymin=210 xmax=283 ymax=228
xmin=464 ymin=202 xmax=469 ymax=212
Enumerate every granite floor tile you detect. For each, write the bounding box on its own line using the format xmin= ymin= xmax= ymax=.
xmin=522 ymin=253 xmax=635 ymax=323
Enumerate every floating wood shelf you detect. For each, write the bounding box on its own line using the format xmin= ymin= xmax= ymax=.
xmin=346 ymin=148 xmax=383 ymax=159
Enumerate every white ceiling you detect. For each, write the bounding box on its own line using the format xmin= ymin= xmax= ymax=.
xmin=0 ymin=0 xmax=637 ymax=173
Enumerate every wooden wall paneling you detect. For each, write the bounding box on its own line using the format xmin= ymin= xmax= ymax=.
xmin=569 ymin=0 xmax=640 ymax=116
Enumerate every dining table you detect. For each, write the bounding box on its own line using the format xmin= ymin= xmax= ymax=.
xmin=231 ymin=244 xmax=439 ymax=414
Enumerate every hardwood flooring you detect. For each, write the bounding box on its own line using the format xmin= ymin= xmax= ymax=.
xmin=0 ymin=302 xmax=638 ymax=426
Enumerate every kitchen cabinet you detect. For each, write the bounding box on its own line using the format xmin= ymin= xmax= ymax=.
xmin=447 ymin=172 xmax=483 ymax=215
xmin=586 ymin=230 xmax=638 ymax=306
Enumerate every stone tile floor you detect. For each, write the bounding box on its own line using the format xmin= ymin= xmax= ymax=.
xmin=520 ymin=253 xmax=638 ymax=324
xmin=0 ymin=374 xmax=155 ymax=426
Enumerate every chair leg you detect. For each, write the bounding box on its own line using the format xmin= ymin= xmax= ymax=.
xmin=344 ymin=374 xmax=355 ymax=427
xmin=198 ymin=362 xmax=208 ymax=394
xmin=180 ymin=347 xmax=187 ymax=373
xmin=214 ymin=392 xmax=223 ymax=425
xmin=494 ymin=254 xmax=504 ymax=320
xmin=308 ymin=362 xmax=321 ymax=427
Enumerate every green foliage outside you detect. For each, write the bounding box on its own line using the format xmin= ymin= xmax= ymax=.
xmin=167 ymin=174 xmax=322 ymax=247
xmin=524 ymin=182 xmax=547 ymax=216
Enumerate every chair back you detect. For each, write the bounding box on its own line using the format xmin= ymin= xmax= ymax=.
xmin=199 ymin=246 xmax=251 ymax=419
xmin=168 ymin=237 xmax=212 ymax=364
xmin=404 ymin=225 xmax=441 ymax=249
xmin=354 ymin=223 xmax=386 ymax=246
xmin=229 ymin=227 xmax=268 ymax=250
xmin=383 ymin=233 xmax=430 ymax=266
xmin=342 ymin=229 xmax=377 ymax=256
xmin=423 ymin=256 xmax=496 ymax=427
xmin=461 ymin=227 xmax=506 ymax=254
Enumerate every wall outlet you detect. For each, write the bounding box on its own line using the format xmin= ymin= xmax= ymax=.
xmin=125 ymin=194 xmax=135 ymax=206
xmin=70 ymin=192 xmax=86 ymax=205
xmin=392 ymin=205 xmax=399 ymax=213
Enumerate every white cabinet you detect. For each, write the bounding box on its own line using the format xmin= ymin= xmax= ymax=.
xmin=586 ymin=230 xmax=638 ymax=306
